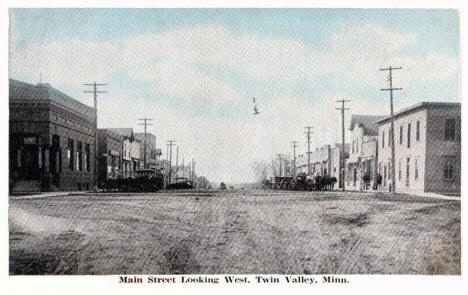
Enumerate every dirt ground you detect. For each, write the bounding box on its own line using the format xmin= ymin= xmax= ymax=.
xmin=9 ymin=190 xmax=460 ymax=275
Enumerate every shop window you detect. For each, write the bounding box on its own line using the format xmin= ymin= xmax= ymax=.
xmin=85 ymin=143 xmax=90 ymax=172
xmin=77 ymin=141 xmax=83 ymax=171
xmin=68 ymin=139 xmax=74 ymax=170
xmin=443 ymin=157 xmax=455 ymax=180
xmin=415 ymin=157 xmax=419 ymax=180
xmin=398 ymin=159 xmax=402 ymax=181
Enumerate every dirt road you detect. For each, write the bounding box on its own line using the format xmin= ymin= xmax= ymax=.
xmin=9 ymin=190 xmax=460 ymax=274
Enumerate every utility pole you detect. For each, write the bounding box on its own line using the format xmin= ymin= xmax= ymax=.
xmin=291 ymin=141 xmax=298 ymax=177
xmin=166 ymin=140 xmax=176 ymax=185
xmin=380 ymin=66 xmax=402 ymax=194
xmin=304 ymin=126 xmax=313 ymax=176
xmin=277 ymin=154 xmax=283 ymax=177
xmin=84 ymin=82 xmax=106 ymax=190
xmin=138 ymin=118 xmax=153 ymax=169
xmin=176 ymin=146 xmax=179 ymax=177
xmin=192 ymin=158 xmax=195 ymax=183
xmin=182 ymin=158 xmax=185 ymax=178
xmin=336 ymin=99 xmax=351 ymax=191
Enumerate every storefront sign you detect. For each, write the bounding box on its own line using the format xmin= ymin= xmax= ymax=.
xmin=23 ymin=137 xmax=36 ymax=144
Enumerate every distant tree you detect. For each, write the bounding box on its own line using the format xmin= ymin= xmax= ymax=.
xmin=251 ymin=160 xmax=271 ymax=183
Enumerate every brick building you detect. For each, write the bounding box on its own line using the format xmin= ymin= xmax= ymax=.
xmin=345 ymin=115 xmax=384 ymax=191
xmin=376 ymin=102 xmax=461 ymax=194
xmin=9 ymin=79 xmax=95 ymax=192
xmin=97 ymin=128 xmax=123 ymax=186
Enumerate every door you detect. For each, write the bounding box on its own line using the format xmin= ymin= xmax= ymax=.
xmin=20 ymin=145 xmax=39 ymax=180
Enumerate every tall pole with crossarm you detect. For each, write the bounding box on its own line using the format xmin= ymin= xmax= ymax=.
xmin=304 ymin=126 xmax=313 ymax=176
xmin=84 ymin=82 xmax=106 ymax=190
xmin=138 ymin=118 xmax=153 ymax=169
xmin=380 ymin=66 xmax=402 ymax=194
xmin=336 ymin=99 xmax=350 ymax=191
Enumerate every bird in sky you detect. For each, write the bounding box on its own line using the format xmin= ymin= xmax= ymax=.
xmin=252 ymin=97 xmax=260 ymax=115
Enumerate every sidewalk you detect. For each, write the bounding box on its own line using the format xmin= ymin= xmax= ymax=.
xmin=344 ymin=187 xmax=460 ymax=201
xmin=9 ymin=191 xmax=90 ymax=200
xmin=408 ymin=191 xmax=460 ymax=201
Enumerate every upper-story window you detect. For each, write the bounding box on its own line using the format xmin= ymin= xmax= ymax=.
xmin=407 ymin=123 xmax=411 ymax=148
xmin=400 ymin=126 xmax=403 ymax=145
xmin=444 ymin=119 xmax=456 ymax=141
xmin=416 ymin=121 xmax=420 ymax=141
xmin=382 ymin=131 xmax=385 ymax=148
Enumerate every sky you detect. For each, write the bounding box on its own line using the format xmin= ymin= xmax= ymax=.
xmin=9 ymin=9 xmax=459 ymax=183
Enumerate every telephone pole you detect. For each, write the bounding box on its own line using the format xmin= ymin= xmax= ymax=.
xmin=336 ymin=99 xmax=351 ymax=191
xmin=291 ymin=141 xmax=298 ymax=177
xmin=176 ymin=146 xmax=179 ymax=177
xmin=138 ymin=118 xmax=153 ymax=169
xmin=182 ymin=158 xmax=185 ymax=178
xmin=84 ymin=82 xmax=106 ymax=190
xmin=166 ymin=140 xmax=176 ymax=185
xmin=277 ymin=154 xmax=283 ymax=177
xmin=304 ymin=126 xmax=313 ymax=176
xmin=380 ymin=66 xmax=402 ymax=194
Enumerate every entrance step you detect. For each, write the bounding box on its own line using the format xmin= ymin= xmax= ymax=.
xmin=11 ymin=180 xmax=41 ymax=195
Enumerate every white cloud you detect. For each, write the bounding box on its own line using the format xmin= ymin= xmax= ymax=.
xmin=9 ymin=21 xmax=458 ymax=183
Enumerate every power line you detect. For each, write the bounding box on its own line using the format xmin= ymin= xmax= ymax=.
xmin=84 ymin=82 xmax=106 ymax=190
xmin=336 ymin=99 xmax=351 ymax=191
xmin=380 ymin=65 xmax=402 ymax=194
xmin=138 ymin=118 xmax=153 ymax=169
xmin=304 ymin=126 xmax=313 ymax=176
xmin=291 ymin=141 xmax=298 ymax=177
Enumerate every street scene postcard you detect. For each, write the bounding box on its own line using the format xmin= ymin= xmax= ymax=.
xmin=6 ymin=5 xmax=464 ymax=293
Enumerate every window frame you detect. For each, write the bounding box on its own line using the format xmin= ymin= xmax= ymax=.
xmin=444 ymin=119 xmax=456 ymax=141
xmin=407 ymin=123 xmax=411 ymax=148
xmin=443 ymin=156 xmax=455 ymax=180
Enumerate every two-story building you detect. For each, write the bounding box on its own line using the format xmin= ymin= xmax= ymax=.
xmin=376 ymin=102 xmax=461 ymax=194
xmin=330 ymin=143 xmax=350 ymax=189
xmin=9 ymin=79 xmax=95 ymax=193
xmin=345 ymin=115 xmax=384 ymax=191
xmin=97 ymin=128 xmax=123 ymax=186
xmin=310 ymin=144 xmax=333 ymax=176
xmin=107 ymin=128 xmax=140 ymax=178
xmin=134 ymin=132 xmax=161 ymax=170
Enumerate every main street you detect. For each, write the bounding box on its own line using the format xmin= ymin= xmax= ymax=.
xmin=9 ymin=190 xmax=460 ymax=275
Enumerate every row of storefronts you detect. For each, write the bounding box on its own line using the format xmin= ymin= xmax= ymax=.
xmin=296 ymin=102 xmax=461 ymax=194
xmin=9 ymin=79 xmax=162 ymax=193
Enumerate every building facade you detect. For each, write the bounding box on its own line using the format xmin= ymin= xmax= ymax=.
xmin=134 ymin=133 xmax=161 ymax=169
xmin=376 ymin=102 xmax=461 ymax=194
xmin=310 ymin=144 xmax=332 ymax=176
xmin=330 ymin=143 xmax=350 ymax=189
xmin=97 ymin=129 xmax=123 ymax=185
xmin=345 ymin=115 xmax=384 ymax=191
xmin=108 ymin=128 xmax=140 ymax=178
xmin=9 ymin=79 xmax=95 ymax=192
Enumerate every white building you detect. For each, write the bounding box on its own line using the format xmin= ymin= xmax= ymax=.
xmin=376 ymin=102 xmax=460 ymax=194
